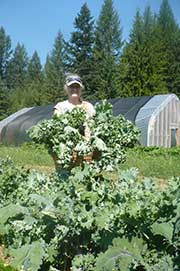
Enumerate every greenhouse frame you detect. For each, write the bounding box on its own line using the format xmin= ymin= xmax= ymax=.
xmin=0 ymin=94 xmax=179 ymax=147
xmin=135 ymin=94 xmax=180 ymax=147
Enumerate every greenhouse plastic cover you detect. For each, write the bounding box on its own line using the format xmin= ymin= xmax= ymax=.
xmin=0 ymin=96 xmax=152 ymax=145
xmin=135 ymin=94 xmax=179 ymax=146
xmin=0 ymin=107 xmax=33 ymax=133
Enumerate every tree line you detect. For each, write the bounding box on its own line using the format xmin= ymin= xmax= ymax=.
xmin=0 ymin=0 xmax=180 ymax=120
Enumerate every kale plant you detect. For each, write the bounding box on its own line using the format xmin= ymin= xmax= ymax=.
xmin=28 ymin=101 xmax=139 ymax=171
xmin=0 ymin=161 xmax=179 ymax=271
xmin=0 ymin=102 xmax=179 ymax=271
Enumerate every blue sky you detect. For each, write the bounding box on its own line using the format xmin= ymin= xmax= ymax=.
xmin=0 ymin=0 xmax=180 ymax=65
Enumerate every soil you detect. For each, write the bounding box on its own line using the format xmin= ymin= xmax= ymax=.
xmin=0 ymin=245 xmax=11 ymax=266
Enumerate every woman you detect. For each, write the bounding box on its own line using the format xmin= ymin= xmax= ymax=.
xmin=54 ymin=73 xmax=95 ymax=140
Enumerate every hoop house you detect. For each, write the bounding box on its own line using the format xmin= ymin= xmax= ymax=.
xmin=135 ymin=94 xmax=180 ymax=147
xmin=0 ymin=94 xmax=179 ymax=147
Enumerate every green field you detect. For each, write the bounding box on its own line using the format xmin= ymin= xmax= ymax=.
xmin=0 ymin=143 xmax=179 ymax=179
xmin=0 ymin=143 xmax=179 ymax=270
xmin=121 ymin=146 xmax=180 ymax=179
xmin=0 ymin=261 xmax=15 ymax=271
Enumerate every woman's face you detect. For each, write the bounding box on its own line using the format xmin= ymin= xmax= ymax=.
xmin=67 ymin=83 xmax=81 ymax=98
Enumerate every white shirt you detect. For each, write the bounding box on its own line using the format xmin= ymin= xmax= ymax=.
xmin=54 ymin=100 xmax=95 ymax=118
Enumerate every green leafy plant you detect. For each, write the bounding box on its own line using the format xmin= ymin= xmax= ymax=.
xmin=94 ymin=237 xmax=146 ymax=271
xmin=0 ymin=159 xmax=179 ymax=271
xmin=28 ymin=107 xmax=87 ymax=169
xmin=0 ymin=101 xmax=179 ymax=271
xmin=28 ymin=101 xmax=139 ymax=171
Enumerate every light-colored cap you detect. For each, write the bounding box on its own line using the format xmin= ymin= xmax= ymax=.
xmin=66 ymin=75 xmax=83 ymax=87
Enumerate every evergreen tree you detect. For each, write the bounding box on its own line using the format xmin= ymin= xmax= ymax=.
xmin=92 ymin=0 xmax=123 ymax=99
xmin=66 ymin=3 xmax=95 ymax=98
xmin=6 ymin=43 xmax=28 ymax=89
xmin=118 ymin=8 xmax=168 ymax=97
xmin=157 ymin=0 xmax=180 ymax=95
xmin=9 ymin=87 xmax=27 ymax=113
xmin=168 ymin=29 xmax=180 ymax=97
xmin=0 ymin=26 xmax=12 ymax=80
xmin=158 ymin=0 xmax=179 ymax=36
xmin=143 ymin=7 xmax=168 ymax=94
xmin=27 ymin=51 xmax=42 ymax=81
xmin=118 ymin=10 xmax=145 ymax=97
xmin=24 ymin=51 xmax=44 ymax=106
xmin=6 ymin=43 xmax=28 ymax=112
xmin=43 ymin=31 xmax=66 ymax=103
xmin=0 ymin=77 xmax=9 ymax=120
xmin=8 ymin=51 xmax=44 ymax=113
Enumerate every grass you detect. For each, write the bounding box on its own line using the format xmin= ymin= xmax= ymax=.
xmin=0 ymin=143 xmax=53 ymax=167
xmin=0 ymin=261 xmax=15 ymax=271
xmin=0 ymin=143 xmax=179 ymax=178
xmin=120 ymin=146 xmax=180 ymax=179
xmin=0 ymin=143 xmax=54 ymax=174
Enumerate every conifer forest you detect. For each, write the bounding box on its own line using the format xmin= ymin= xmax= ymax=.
xmin=0 ymin=0 xmax=180 ymax=119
